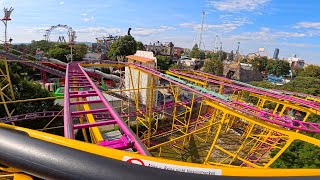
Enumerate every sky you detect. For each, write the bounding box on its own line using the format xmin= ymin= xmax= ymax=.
xmin=1 ymin=0 xmax=320 ymax=64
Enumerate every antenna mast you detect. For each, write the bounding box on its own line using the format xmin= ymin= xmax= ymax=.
xmin=214 ymin=35 xmax=218 ymax=53
xmin=236 ymin=41 xmax=240 ymax=55
xmin=199 ymin=10 xmax=205 ymax=50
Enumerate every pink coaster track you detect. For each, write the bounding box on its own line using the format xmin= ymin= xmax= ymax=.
xmin=171 ymin=70 xmax=320 ymax=111
xmin=0 ymin=98 xmax=199 ymax=125
xmin=64 ymin=63 xmax=150 ymax=155
xmin=130 ymin=63 xmax=320 ymax=133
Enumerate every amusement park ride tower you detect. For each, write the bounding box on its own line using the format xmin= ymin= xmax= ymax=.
xmin=0 ymin=7 xmax=15 ymax=119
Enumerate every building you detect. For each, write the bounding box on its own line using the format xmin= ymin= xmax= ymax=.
xmin=180 ymin=59 xmax=196 ymax=66
xmin=287 ymin=55 xmax=305 ymax=69
xmin=173 ymin=47 xmax=184 ymax=57
xmin=145 ymin=41 xmax=184 ymax=59
xmin=223 ymin=61 xmax=263 ymax=82
xmin=145 ymin=41 xmax=165 ymax=55
xmin=273 ymin=48 xmax=279 ymax=60
xmin=125 ymin=51 xmax=158 ymax=106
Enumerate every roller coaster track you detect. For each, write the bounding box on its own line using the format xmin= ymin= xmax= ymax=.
xmin=1 ymin=60 xmax=320 ymax=178
xmin=193 ymin=70 xmax=320 ymax=103
xmin=129 ymin=63 xmax=320 ymax=133
xmin=0 ymin=51 xmax=65 ymax=77
xmin=169 ymin=69 xmax=320 ymax=112
xmin=63 ymin=63 xmax=152 ymax=154
xmin=0 ymin=98 xmax=199 ymax=124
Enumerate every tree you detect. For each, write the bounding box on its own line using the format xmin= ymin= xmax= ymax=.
xmin=108 ymin=35 xmax=137 ymax=60
xmin=218 ymin=51 xmax=227 ymax=61
xmin=271 ymin=135 xmax=320 ymax=168
xmin=199 ymin=51 xmax=205 ymax=59
xmin=298 ymin=65 xmax=320 ymax=79
xmin=0 ymin=62 xmax=63 ymax=135
xmin=202 ymin=58 xmax=223 ymax=76
xmin=136 ymin=41 xmax=145 ymax=51
xmin=240 ymin=58 xmax=248 ymax=63
xmin=282 ymin=77 xmax=320 ymax=96
xmin=45 ymin=43 xmax=87 ymax=62
xmin=266 ymin=60 xmax=290 ymax=76
xmin=248 ymin=78 xmax=320 ymax=168
xmin=73 ymin=43 xmax=88 ymax=60
xmin=29 ymin=40 xmax=56 ymax=55
xmin=46 ymin=44 xmax=70 ymax=62
xmin=189 ymin=44 xmax=205 ymax=60
xmin=251 ymin=56 xmax=268 ymax=72
xmin=156 ymin=55 xmax=174 ymax=71
xmin=227 ymin=50 xmax=234 ymax=61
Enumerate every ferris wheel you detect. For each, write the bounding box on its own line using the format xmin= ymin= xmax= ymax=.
xmin=43 ymin=24 xmax=76 ymax=44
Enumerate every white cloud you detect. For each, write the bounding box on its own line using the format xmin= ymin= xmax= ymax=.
xmin=227 ymin=27 xmax=271 ymax=41
xmin=131 ymin=26 xmax=176 ymax=36
xmin=275 ymin=31 xmax=307 ymax=38
xmin=180 ymin=22 xmax=239 ymax=32
xmin=81 ymin=13 xmax=87 ymax=16
xmin=227 ymin=28 xmax=308 ymax=42
xmin=180 ymin=18 xmax=250 ymax=32
xmin=180 ymin=15 xmax=251 ymax=32
xmin=207 ymin=0 xmax=270 ymax=12
xmin=82 ymin=16 xmax=94 ymax=22
xmin=30 ymin=27 xmax=48 ymax=34
xmin=295 ymin=22 xmax=320 ymax=29
xmin=76 ymin=27 xmax=122 ymax=35
xmin=59 ymin=1 xmax=64 ymax=5
xmin=275 ymin=42 xmax=320 ymax=48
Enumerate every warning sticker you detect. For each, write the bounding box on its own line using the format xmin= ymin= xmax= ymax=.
xmin=123 ymin=156 xmax=222 ymax=175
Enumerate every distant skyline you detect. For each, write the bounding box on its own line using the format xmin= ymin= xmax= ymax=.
xmin=1 ymin=0 xmax=320 ymax=64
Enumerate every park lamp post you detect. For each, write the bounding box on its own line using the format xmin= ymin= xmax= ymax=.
xmin=1 ymin=7 xmax=14 ymax=52
xmin=68 ymin=30 xmax=76 ymax=62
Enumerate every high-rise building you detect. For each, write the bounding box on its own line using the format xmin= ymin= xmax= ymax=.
xmin=273 ymin=48 xmax=280 ymax=60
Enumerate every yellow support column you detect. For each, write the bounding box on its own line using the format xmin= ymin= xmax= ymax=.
xmin=264 ymin=138 xmax=294 ymax=168
xmin=0 ymin=61 xmax=15 ymax=124
xmin=146 ymin=76 xmax=155 ymax=147
xmin=204 ymin=112 xmax=227 ymax=164
xmin=182 ymin=92 xmax=196 ymax=147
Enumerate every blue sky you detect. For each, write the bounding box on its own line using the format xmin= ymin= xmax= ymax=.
xmin=2 ymin=0 xmax=320 ymax=64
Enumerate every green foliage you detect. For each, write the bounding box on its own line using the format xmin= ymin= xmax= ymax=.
xmin=251 ymin=80 xmax=276 ymax=89
xmin=249 ymin=77 xmax=320 ymax=168
xmin=0 ymin=62 xmax=63 ymax=135
xmin=202 ymin=58 xmax=223 ymax=76
xmin=108 ymin=35 xmax=137 ymax=60
xmin=73 ymin=43 xmax=88 ymax=60
xmin=199 ymin=51 xmax=205 ymax=59
xmin=298 ymin=65 xmax=320 ymax=79
xmin=189 ymin=44 xmax=205 ymax=59
xmin=251 ymin=76 xmax=320 ymax=96
xmin=281 ymin=77 xmax=320 ymax=96
xmin=220 ymin=51 xmax=227 ymax=61
xmin=251 ymin=56 xmax=268 ymax=72
xmin=240 ymin=58 xmax=248 ymax=63
xmin=156 ymin=55 xmax=174 ymax=71
xmin=136 ymin=41 xmax=145 ymax=50
xmin=266 ymin=60 xmax=290 ymax=76
xmin=47 ymin=44 xmax=70 ymax=62
xmin=28 ymin=40 xmax=56 ymax=55
xmin=271 ymin=138 xmax=320 ymax=168
xmin=11 ymin=79 xmax=57 ymax=114
xmin=228 ymin=50 xmax=234 ymax=61
xmin=11 ymin=43 xmax=29 ymax=53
